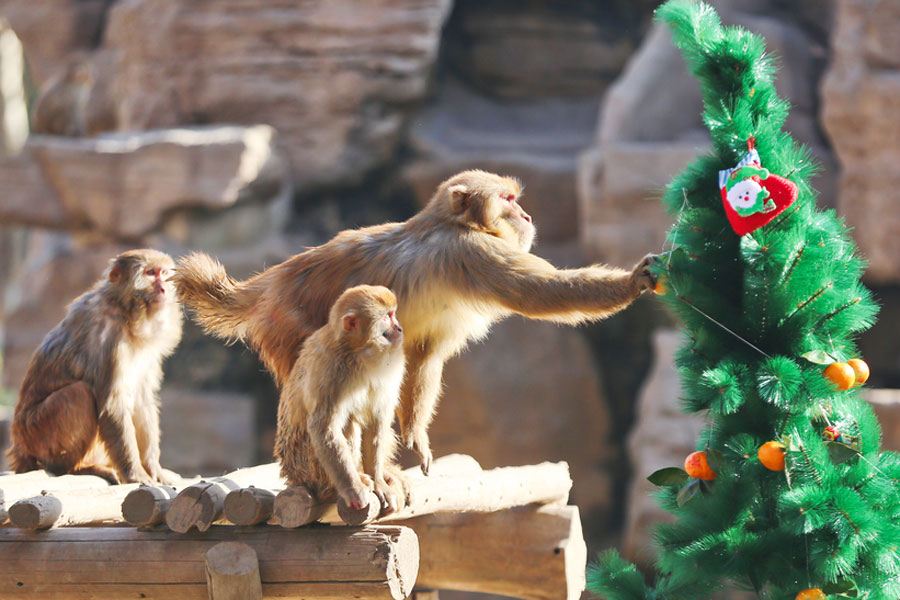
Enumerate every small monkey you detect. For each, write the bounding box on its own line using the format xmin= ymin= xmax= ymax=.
xmin=275 ymin=285 xmax=405 ymax=513
xmin=31 ymin=56 xmax=94 ymax=137
xmin=7 ymin=249 xmax=183 ymax=485
xmin=176 ymin=170 xmax=657 ymax=474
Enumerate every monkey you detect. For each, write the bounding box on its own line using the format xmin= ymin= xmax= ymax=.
xmin=6 ymin=249 xmax=183 ymax=485
xmin=30 ymin=56 xmax=94 ymax=137
xmin=275 ymin=285 xmax=406 ymax=513
xmin=175 ymin=169 xmax=658 ymax=474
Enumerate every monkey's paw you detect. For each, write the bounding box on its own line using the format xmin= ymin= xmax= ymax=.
xmin=630 ymin=253 xmax=660 ymax=294
xmin=403 ymin=430 xmax=434 ymax=475
xmin=374 ymin=477 xmax=401 ymax=515
xmin=339 ymin=484 xmax=371 ymax=512
xmin=153 ymin=467 xmax=183 ymax=487
xmin=358 ymin=473 xmax=375 ymax=492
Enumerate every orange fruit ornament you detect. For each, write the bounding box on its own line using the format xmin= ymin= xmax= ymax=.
xmin=824 ymin=362 xmax=855 ymax=391
xmin=684 ymin=451 xmax=716 ymax=481
xmin=795 ymin=589 xmax=826 ymax=600
xmin=654 ymin=275 xmax=668 ymax=295
xmin=847 ymin=358 xmax=869 ymax=385
xmin=757 ymin=441 xmax=786 ymax=471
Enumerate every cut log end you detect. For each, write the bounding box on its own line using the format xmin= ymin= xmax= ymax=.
xmin=205 ymin=541 xmax=263 ymax=600
xmin=121 ymin=485 xmax=177 ymax=527
xmin=224 ymin=487 xmax=276 ymax=526
xmin=166 ymin=483 xmax=224 ymax=533
xmin=337 ymin=490 xmax=381 ymax=526
xmin=388 ymin=525 xmax=420 ymax=600
xmin=8 ymin=495 xmax=63 ymax=530
xmin=273 ymin=485 xmax=327 ymax=528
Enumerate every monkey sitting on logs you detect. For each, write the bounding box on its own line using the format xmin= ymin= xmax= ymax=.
xmin=176 ymin=169 xmax=658 ymax=475
xmin=7 ymin=249 xmax=183 ymax=485
xmin=275 ymin=285 xmax=406 ymax=514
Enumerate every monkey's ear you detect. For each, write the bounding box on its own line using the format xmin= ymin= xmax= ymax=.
xmin=108 ymin=265 xmax=122 ymax=283
xmin=342 ymin=312 xmax=359 ymax=332
xmin=448 ymin=184 xmax=470 ymax=214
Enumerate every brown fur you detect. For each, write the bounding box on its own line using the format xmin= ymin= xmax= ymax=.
xmin=275 ymin=285 xmax=406 ymax=512
xmin=7 ymin=249 xmax=183 ymax=484
xmin=176 ymin=169 xmax=656 ymax=472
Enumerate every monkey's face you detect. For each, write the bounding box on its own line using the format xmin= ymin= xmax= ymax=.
xmin=443 ymin=171 xmax=536 ymax=252
xmin=109 ymin=250 xmax=177 ymax=312
xmin=335 ymin=286 xmax=404 ymax=353
xmin=373 ymin=306 xmax=404 ymax=349
xmin=137 ymin=260 xmax=176 ymax=309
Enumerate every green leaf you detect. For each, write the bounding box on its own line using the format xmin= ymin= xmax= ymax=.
xmin=826 ymin=441 xmax=860 ymax=464
xmin=823 ymin=578 xmax=858 ymax=596
xmin=801 ymin=350 xmax=837 ymax=365
xmin=676 ymin=480 xmax=700 ymax=507
xmin=706 ymin=449 xmax=725 ymax=472
xmin=647 ymin=467 xmax=690 ymax=487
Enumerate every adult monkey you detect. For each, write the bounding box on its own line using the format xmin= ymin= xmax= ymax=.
xmin=176 ymin=170 xmax=658 ymax=474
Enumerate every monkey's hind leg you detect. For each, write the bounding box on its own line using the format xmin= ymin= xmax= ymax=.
xmin=13 ymin=381 xmax=100 ymax=477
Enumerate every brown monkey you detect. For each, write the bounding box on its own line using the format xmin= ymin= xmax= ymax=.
xmin=31 ymin=56 xmax=94 ymax=137
xmin=176 ymin=169 xmax=657 ymax=473
xmin=7 ymin=249 xmax=183 ymax=485
xmin=275 ymin=285 xmax=405 ymax=512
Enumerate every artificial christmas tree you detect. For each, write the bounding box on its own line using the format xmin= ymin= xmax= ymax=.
xmin=589 ymin=2 xmax=897 ymax=599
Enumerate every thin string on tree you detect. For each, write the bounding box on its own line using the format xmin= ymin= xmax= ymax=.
xmin=663 ymin=188 xmax=772 ymax=360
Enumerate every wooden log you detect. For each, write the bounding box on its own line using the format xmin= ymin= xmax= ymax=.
xmin=122 ymin=485 xmax=179 ymax=527
xmin=0 ymin=525 xmax=419 ymax=599
xmin=0 ymin=469 xmax=52 ymax=483
xmin=8 ymin=484 xmax=142 ymax=529
xmin=205 ymin=542 xmax=262 ymax=600
xmin=223 ymin=486 xmax=276 ymax=526
xmin=7 ymin=495 xmax=62 ymax=530
xmin=340 ymin=460 xmax=571 ymax=526
xmin=166 ymin=463 xmax=284 ymax=533
xmin=274 ymin=453 xmax=483 ymax=528
xmin=400 ymin=504 xmax=586 ymax=600
xmin=0 ymin=473 xmax=109 ymax=509
xmin=410 ymin=590 xmax=439 ymax=600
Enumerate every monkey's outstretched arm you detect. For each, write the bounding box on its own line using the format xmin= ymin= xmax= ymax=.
xmin=457 ymin=242 xmax=657 ymax=324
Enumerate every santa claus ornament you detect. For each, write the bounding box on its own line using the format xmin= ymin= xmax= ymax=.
xmin=718 ymin=138 xmax=798 ymax=236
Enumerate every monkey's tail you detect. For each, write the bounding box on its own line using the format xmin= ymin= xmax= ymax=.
xmin=174 ymin=252 xmax=259 ymax=342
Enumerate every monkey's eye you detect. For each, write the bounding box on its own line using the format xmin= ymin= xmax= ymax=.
xmin=144 ymin=267 xmax=156 ymax=276
xmin=502 ymin=194 xmax=515 ymax=202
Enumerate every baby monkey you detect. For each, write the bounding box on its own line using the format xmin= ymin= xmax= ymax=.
xmin=7 ymin=249 xmax=182 ymax=485
xmin=275 ymin=285 xmax=406 ymax=514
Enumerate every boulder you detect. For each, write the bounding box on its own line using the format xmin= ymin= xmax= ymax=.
xmin=821 ymin=0 xmax=900 ymax=284
xmin=159 ymin=388 xmax=257 ymax=476
xmin=865 ymin=389 xmax=900 ymax=453
xmin=0 ymin=125 xmax=288 ymax=239
xmin=441 ymin=0 xmax=653 ymax=100
xmin=104 ymin=0 xmax=452 ymax=188
xmin=420 ymin=316 xmax=616 ymax=525
xmin=622 ymin=329 xmax=705 ymax=567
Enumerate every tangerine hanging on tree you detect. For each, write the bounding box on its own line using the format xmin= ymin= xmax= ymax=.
xmin=757 ymin=441 xmax=786 ymax=471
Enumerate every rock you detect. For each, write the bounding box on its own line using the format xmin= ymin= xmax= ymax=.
xmin=0 ymin=0 xmax=112 ymax=86
xmin=419 ymin=316 xmax=616 ymax=524
xmin=104 ymin=0 xmax=452 ymax=188
xmin=442 ymin=0 xmax=653 ymax=100
xmin=159 ymin=388 xmax=257 ymax=475
xmin=580 ymin=9 xmax=837 ymax=268
xmin=403 ymin=78 xmax=600 ymax=242
xmin=821 ymin=0 xmax=900 ymax=284
xmin=0 ymin=125 xmax=288 ymax=239
xmin=865 ymin=389 xmax=900 ymax=453
xmin=622 ymin=329 xmax=705 ymax=567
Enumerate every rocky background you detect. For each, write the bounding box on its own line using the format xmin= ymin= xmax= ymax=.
xmin=0 ymin=0 xmax=897 ymax=596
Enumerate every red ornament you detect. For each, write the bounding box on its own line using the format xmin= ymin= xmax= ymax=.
xmin=718 ymin=142 xmax=798 ymax=236
xmin=823 ymin=426 xmax=844 ymax=443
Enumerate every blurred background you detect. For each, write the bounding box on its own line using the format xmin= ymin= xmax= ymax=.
xmin=0 ymin=0 xmax=897 ymax=594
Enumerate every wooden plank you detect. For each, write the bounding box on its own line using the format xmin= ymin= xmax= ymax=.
xmin=205 ymin=542 xmax=262 ymax=600
xmin=0 ymin=525 xmax=418 ymax=599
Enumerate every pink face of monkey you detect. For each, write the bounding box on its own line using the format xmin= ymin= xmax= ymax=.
xmin=335 ymin=285 xmax=404 ymax=351
xmin=498 ymin=190 xmax=535 ymax=252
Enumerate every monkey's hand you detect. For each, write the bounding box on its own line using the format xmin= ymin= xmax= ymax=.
xmin=383 ymin=464 xmax=411 ymax=508
xmin=151 ymin=466 xmax=183 ymax=487
xmin=404 ymin=429 xmax=434 ymax=475
xmin=358 ymin=473 xmax=376 ymax=491
xmin=630 ymin=253 xmax=660 ymax=295
xmin=338 ymin=483 xmax=371 ymax=512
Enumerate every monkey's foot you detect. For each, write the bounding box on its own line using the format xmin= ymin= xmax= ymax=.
xmin=403 ymin=431 xmax=433 ymax=475
xmin=358 ymin=473 xmax=375 ymax=491
xmin=383 ymin=464 xmax=411 ymax=508
xmin=152 ymin=467 xmax=183 ymax=486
